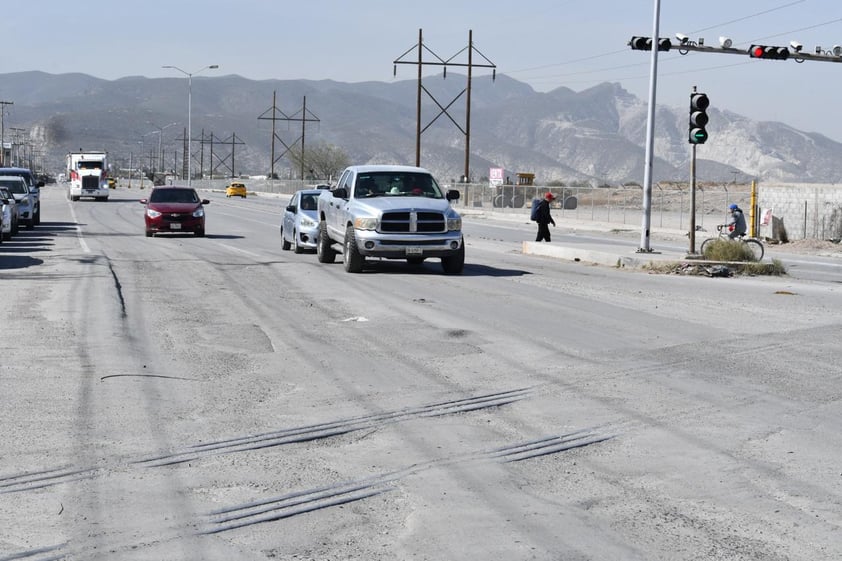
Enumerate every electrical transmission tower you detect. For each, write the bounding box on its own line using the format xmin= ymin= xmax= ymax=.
xmin=258 ymin=92 xmax=320 ymax=179
xmin=393 ymin=29 xmax=496 ymax=182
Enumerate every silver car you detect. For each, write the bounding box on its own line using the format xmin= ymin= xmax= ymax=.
xmin=0 ymin=177 xmax=34 ymax=229
xmin=280 ymin=189 xmax=321 ymax=253
xmin=0 ymin=186 xmax=20 ymax=239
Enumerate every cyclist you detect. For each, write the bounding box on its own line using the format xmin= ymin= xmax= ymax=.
xmin=726 ymin=203 xmax=747 ymax=239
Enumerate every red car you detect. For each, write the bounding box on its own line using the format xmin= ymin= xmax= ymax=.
xmin=140 ymin=186 xmax=210 ymax=237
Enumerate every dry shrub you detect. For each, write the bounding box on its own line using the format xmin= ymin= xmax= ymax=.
xmin=702 ymin=239 xmax=760 ymax=262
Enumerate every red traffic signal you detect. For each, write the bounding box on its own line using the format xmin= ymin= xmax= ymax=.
xmin=749 ymin=44 xmax=790 ymax=60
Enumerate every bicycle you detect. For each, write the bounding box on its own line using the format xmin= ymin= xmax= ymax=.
xmin=700 ymin=224 xmax=764 ymax=261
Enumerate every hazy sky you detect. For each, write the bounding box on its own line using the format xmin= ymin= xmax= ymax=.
xmin=5 ymin=0 xmax=842 ymax=140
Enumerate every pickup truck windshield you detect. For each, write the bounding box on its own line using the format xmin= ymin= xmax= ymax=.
xmin=354 ymin=172 xmax=442 ymax=198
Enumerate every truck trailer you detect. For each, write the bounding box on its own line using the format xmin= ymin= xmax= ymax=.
xmin=67 ymin=151 xmax=109 ymax=201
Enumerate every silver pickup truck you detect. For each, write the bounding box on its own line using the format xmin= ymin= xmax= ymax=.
xmin=316 ymin=164 xmax=465 ymax=274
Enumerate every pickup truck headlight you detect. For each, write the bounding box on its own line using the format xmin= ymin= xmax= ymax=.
xmin=353 ymin=216 xmax=378 ymax=230
xmin=447 ymin=216 xmax=462 ymax=231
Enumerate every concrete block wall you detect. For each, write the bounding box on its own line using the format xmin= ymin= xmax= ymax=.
xmin=758 ymin=183 xmax=842 ymax=240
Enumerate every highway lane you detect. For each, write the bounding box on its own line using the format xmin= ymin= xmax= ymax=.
xmin=1 ymin=186 xmax=840 ymax=560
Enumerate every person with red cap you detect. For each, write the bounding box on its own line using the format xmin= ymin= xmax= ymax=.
xmin=535 ymin=192 xmax=556 ymax=242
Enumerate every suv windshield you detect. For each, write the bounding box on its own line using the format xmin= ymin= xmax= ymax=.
xmin=354 ymin=172 xmax=442 ymax=198
xmin=0 ymin=170 xmax=35 ymax=187
xmin=0 ymin=179 xmax=27 ymax=194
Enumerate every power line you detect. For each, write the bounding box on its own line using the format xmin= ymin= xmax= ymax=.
xmin=509 ymin=2 xmax=831 ymax=87
xmin=689 ymin=0 xmax=808 ymax=34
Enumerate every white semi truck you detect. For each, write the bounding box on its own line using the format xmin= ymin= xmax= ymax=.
xmin=67 ymin=151 xmax=109 ymax=201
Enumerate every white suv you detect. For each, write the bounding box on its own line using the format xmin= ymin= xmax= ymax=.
xmin=0 ymin=167 xmax=42 ymax=225
xmin=0 ymin=176 xmax=35 ymax=229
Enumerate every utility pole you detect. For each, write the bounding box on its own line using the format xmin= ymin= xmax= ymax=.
xmin=10 ymin=127 xmax=25 ymax=167
xmin=393 ymin=29 xmax=496 ymax=182
xmin=0 ymin=100 xmax=12 ymax=166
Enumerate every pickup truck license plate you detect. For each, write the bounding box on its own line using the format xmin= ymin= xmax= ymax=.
xmin=170 ymin=223 xmax=181 ymax=230
xmin=406 ymin=247 xmax=422 ymax=255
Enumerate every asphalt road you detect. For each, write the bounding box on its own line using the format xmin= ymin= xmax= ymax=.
xmin=1 ymin=186 xmax=840 ymax=561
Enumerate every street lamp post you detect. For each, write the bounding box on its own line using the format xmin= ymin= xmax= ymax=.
xmin=161 ymin=64 xmax=219 ymax=186
xmin=146 ymin=121 xmax=178 ymax=176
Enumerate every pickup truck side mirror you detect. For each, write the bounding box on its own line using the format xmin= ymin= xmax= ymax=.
xmin=446 ymin=189 xmax=461 ymax=201
xmin=333 ymin=187 xmax=348 ymax=199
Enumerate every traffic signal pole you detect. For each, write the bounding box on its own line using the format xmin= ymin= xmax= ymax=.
xmin=630 ymin=30 xmax=842 ymax=253
xmin=637 ymin=0 xmax=662 ymax=254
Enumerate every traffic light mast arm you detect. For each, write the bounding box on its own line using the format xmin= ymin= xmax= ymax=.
xmin=651 ymin=40 xmax=842 ymax=63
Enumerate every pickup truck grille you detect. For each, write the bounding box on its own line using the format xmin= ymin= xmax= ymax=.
xmin=380 ymin=211 xmax=446 ymax=233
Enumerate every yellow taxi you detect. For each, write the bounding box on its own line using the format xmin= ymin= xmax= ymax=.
xmin=226 ymin=182 xmax=248 ymax=198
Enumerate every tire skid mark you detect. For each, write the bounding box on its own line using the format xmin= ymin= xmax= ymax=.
xmin=0 ymin=542 xmax=68 ymax=561
xmin=134 ymin=387 xmax=535 ymax=467
xmin=200 ymin=426 xmax=615 ymax=535
xmin=0 ymin=466 xmax=100 ymax=495
xmin=5 ymin=426 xmax=616 ymax=555
xmin=0 ymin=388 xmax=534 ymax=493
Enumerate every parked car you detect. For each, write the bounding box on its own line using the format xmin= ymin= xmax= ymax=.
xmin=139 ymin=186 xmax=210 ymax=237
xmin=0 ymin=176 xmax=35 ymax=229
xmin=0 ymin=186 xmax=20 ymax=239
xmin=0 ymin=167 xmax=43 ymax=225
xmin=225 ymin=181 xmax=247 ymax=198
xmin=281 ymin=189 xmax=321 ymax=253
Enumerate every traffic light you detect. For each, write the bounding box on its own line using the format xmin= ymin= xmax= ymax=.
xmin=689 ymin=93 xmax=710 ymax=144
xmin=629 ymin=36 xmax=671 ymax=51
xmin=749 ymin=45 xmax=790 ymax=60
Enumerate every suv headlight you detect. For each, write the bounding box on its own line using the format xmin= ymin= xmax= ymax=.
xmin=353 ymin=216 xmax=378 ymax=230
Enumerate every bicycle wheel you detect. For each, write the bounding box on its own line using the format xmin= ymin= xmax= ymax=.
xmin=700 ymin=237 xmax=715 ymax=257
xmin=743 ymin=238 xmax=764 ymax=261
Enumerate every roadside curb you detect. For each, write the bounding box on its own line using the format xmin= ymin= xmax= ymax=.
xmin=522 ymin=241 xmax=673 ymax=269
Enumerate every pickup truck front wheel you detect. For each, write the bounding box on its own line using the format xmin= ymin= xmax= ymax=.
xmin=343 ymin=225 xmax=365 ymax=273
xmin=441 ymin=240 xmax=465 ymax=275
xmin=317 ymin=221 xmax=336 ymax=263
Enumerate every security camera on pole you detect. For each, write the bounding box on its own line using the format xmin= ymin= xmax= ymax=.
xmin=687 ymin=87 xmax=710 ymax=256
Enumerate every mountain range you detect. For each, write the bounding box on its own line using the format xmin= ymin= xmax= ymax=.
xmin=2 ymin=70 xmax=839 ymax=185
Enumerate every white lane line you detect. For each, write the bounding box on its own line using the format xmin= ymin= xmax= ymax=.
xmin=67 ymin=201 xmax=90 ymax=253
xmin=215 ymin=243 xmax=264 ymax=259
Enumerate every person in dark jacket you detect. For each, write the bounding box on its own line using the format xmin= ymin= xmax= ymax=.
xmin=535 ymin=192 xmax=556 ymax=242
xmin=726 ymin=203 xmax=747 ymax=239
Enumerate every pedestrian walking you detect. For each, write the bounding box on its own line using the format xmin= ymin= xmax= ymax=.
xmin=535 ymin=192 xmax=556 ymax=242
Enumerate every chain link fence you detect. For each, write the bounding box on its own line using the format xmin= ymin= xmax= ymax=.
xmin=449 ymin=182 xmax=752 ymax=232
xmin=184 ymin=178 xmax=752 ymax=232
